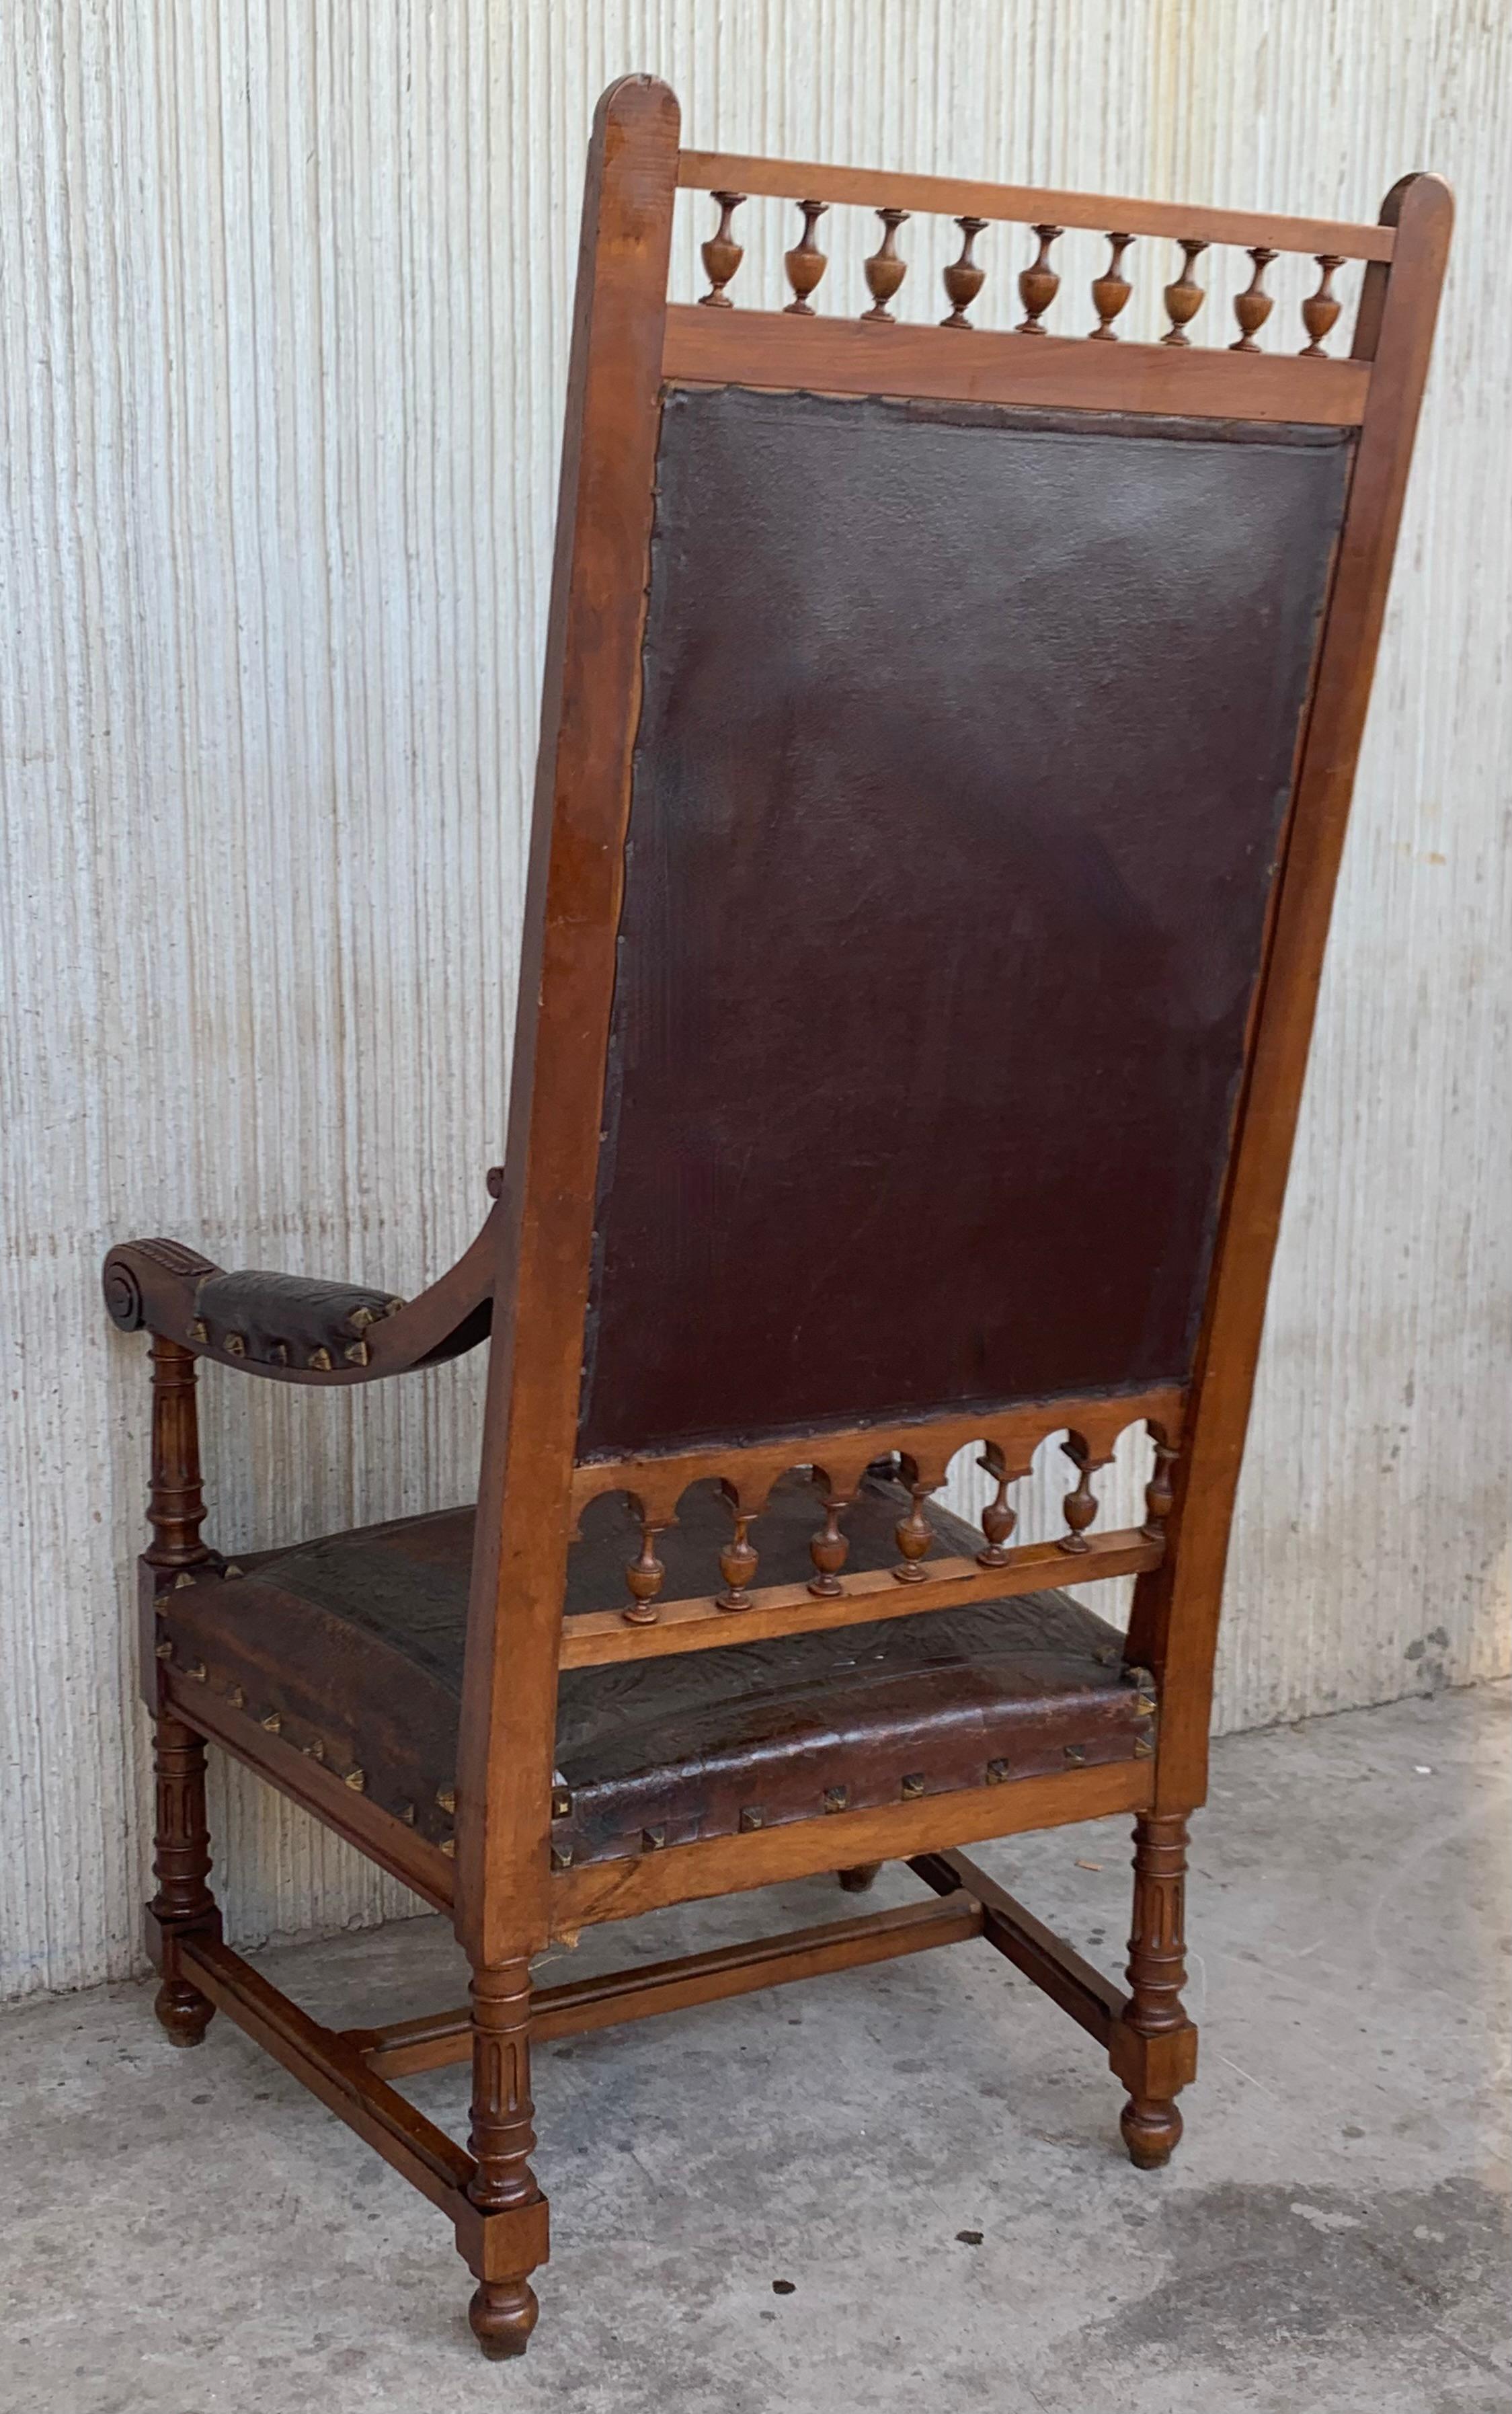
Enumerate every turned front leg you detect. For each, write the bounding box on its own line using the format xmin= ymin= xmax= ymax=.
xmin=463 ymin=1959 xmax=549 ymax=2358
xmin=142 ymin=1335 xmax=221 ymax=2043
xmin=1109 ymin=1812 xmax=1198 ymax=2167
xmin=146 ymin=1715 xmax=219 ymax=2044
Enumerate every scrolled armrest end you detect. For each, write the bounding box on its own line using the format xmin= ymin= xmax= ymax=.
xmin=103 ymin=1238 xmax=222 ymax=1335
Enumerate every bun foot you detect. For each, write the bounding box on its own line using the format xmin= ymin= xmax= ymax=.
xmin=837 ymin=1863 xmax=882 ymax=1894
xmin=154 ymin=1978 xmax=214 ymax=2048
xmin=469 ymin=2278 xmax=539 ymax=2359
xmin=1121 ymin=2093 xmax=1183 ymax=2169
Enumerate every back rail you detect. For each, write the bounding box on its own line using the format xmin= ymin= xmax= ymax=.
xmin=662 ymin=311 xmax=1370 ymax=426
xmin=561 ymin=1528 xmax=1162 ymax=1672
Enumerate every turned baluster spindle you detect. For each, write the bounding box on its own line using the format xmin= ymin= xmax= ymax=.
xmin=146 ymin=1335 xmax=214 ymax=1575
xmin=807 ymin=1480 xmax=850 ymax=1598
xmin=716 ymin=1485 xmax=759 ymax=1612
xmin=940 ymin=215 xmax=988 ymax=328
xmin=1230 ymin=245 xmax=1277 ymax=351
xmin=1017 ymin=222 xmax=1062 ymax=333
xmin=976 ymin=1452 xmax=1018 ymax=1568
xmin=783 ymin=198 xmax=829 ymax=314
xmin=1161 ymin=238 xmax=1209 ymax=346
xmin=699 ymin=190 xmax=746 ymax=307
xmin=622 ymin=1510 xmax=668 ymax=1625
xmin=1300 ymin=254 xmax=1344 ymax=355
xmin=1089 ymin=231 xmax=1134 ymax=339
xmin=1142 ymin=1430 xmax=1179 ymax=1543
xmin=891 ymin=1477 xmax=935 ymax=1583
xmin=1058 ymin=1437 xmax=1100 ymax=1555
xmin=862 ymin=207 xmax=909 ymax=323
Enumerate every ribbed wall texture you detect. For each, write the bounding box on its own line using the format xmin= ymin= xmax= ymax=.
xmin=3 ymin=0 xmax=1508 ymax=2002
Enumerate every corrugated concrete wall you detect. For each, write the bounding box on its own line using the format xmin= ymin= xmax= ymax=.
xmin=3 ymin=0 xmax=1508 ymax=2003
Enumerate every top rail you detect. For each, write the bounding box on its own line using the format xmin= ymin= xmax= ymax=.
xmin=676 ymin=151 xmax=1395 ymax=264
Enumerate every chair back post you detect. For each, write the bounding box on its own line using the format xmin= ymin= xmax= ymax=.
xmin=1126 ymin=170 xmax=1454 ymax=1808
xmin=453 ymin=75 xmax=681 ymax=1968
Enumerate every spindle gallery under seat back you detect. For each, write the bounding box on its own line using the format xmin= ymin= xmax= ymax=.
xmin=579 ymin=387 xmax=1351 ymax=1460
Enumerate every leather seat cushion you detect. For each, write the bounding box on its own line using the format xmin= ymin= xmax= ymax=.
xmin=155 ymin=1473 xmax=1154 ymax=1866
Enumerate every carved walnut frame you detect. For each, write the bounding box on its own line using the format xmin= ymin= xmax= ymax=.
xmin=103 ymin=77 xmax=1451 ymax=2356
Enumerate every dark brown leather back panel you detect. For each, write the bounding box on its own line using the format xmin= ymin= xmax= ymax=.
xmin=579 ymin=388 xmax=1350 ymax=1458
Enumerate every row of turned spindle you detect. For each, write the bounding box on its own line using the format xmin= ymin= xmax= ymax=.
xmin=697 ymin=191 xmax=1347 ymax=354
xmin=617 ymin=1429 xmax=1180 ymax=1625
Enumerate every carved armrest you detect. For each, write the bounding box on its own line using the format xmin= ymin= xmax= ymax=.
xmin=102 ymin=1179 xmax=501 ymax=1383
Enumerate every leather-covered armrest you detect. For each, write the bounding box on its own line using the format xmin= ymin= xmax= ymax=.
xmin=189 ymin=1268 xmax=407 ymax=1370
xmin=102 ymin=1179 xmax=502 ymax=1383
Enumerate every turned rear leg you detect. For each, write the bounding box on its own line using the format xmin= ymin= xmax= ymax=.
xmin=463 ymin=1959 xmax=549 ymax=2357
xmin=837 ymin=1862 xmax=882 ymax=1893
xmin=1110 ymin=1812 xmax=1198 ymax=2167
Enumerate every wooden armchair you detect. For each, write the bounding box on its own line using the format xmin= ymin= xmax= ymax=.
xmin=102 ymin=77 xmax=1449 ymax=2360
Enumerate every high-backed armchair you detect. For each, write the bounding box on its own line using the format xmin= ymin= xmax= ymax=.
xmin=102 ymin=76 xmax=1449 ymax=2359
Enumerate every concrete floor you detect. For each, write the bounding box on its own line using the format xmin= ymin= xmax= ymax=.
xmin=1 ymin=1686 xmax=1507 ymax=2414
